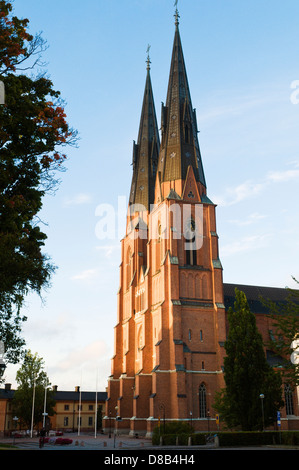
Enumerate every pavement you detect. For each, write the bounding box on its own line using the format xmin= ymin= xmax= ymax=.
xmin=1 ymin=432 xmax=298 ymax=453
xmin=0 ymin=432 xmax=153 ymax=451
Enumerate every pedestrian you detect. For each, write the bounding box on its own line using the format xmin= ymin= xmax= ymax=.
xmin=39 ymin=428 xmax=46 ymax=448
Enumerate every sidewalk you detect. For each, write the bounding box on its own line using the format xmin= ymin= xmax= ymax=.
xmin=0 ymin=432 xmax=153 ymax=450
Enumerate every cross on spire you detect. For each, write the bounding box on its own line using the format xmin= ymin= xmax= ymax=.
xmin=174 ymin=0 xmax=180 ymax=27
xmin=146 ymin=44 xmax=151 ymax=71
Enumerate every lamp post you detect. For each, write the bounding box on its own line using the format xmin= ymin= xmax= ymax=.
xmin=159 ymin=403 xmax=165 ymax=434
xmin=114 ymin=406 xmax=118 ymax=448
xmin=42 ymin=413 xmax=48 ymax=430
xmin=109 ymin=410 xmax=112 ymax=438
xmin=13 ymin=416 xmax=18 ymax=444
xmin=43 ymin=378 xmax=48 ymax=429
xmin=30 ymin=377 xmax=36 ymax=438
xmin=259 ymin=394 xmax=265 ymax=431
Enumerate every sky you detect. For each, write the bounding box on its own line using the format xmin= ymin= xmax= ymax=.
xmin=2 ymin=0 xmax=299 ymax=392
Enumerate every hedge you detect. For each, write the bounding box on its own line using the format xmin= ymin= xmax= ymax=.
xmin=153 ymin=431 xmax=299 ymax=447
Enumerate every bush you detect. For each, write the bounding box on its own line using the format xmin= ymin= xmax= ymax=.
xmin=152 ymin=421 xmax=192 ymax=445
xmin=216 ymin=431 xmax=299 ymax=447
xmin=152 ymin=429 xmax=299 ymax=447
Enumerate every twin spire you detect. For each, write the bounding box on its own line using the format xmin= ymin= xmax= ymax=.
xmin=129 ymin=9 xmax=206 ymax=213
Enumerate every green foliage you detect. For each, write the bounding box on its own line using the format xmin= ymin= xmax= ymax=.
xmin=216 ymin=431 xmax=299 ymax=447
xmin=12 ymin=350 xmax=55 ymax=429
xmin=214 ymin=288 xmax=284 ymax=431
xmin=0 ymin=1 xmax=77 ymax=373
xmin=152 ymin=421 xmax=193 ymax=445
xmin=155 ymin=430 xmax=299 ymax=447
xmin=262 ymin=278 xmax=299 ymax=387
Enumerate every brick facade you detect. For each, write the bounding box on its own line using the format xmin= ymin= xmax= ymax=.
xmin=103 ymin=15 xmax=299 ymax=436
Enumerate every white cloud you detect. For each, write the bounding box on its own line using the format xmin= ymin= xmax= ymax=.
xmin=228 ymin=212 xmax=267 ymax=226
xmin=95 ymin=244 xmax=120 ymax=257
xmin=56 ymin=341 xmax=108 ymax=371
xmin=200 ymin=91 xmax=274 ymax=123
xmin=266 ymin=168 xmax=299 ymax=183
xmin=71 ymin=268 xmax=98 ymax=281
xmin=220 ymin=234 xmax=271 ymax=257
xmin=213 ymin=180 xmax=264 ymax=206
xmin=213 ymin=163 xmax=299 ymax=207
xmin=44 ymin=341 xmax=112 ymax=390
xmin=63 ymin=193 xmax=92 ymax=207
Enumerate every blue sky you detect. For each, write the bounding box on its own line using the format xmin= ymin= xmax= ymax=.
xmin=3 ymin=0 xmax=299 ymax=391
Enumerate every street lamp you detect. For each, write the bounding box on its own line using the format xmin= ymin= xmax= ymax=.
xmin=159 ymin=404 xmax=166 ymax=434
xmin=30 ymin=377 xmax=36 ymax=438
xmin=43 ymin=378 xmax=48 ymax=428
xmin=42 ymin=412 xmax=48 ymax=430
xmin=114 ymin=406 xmax=118 ymax=448
xmin=109 ymin=410 xmax=112 ymax=438
xmin=259 ymin=394 xmax=265 ymax=431
xmin=13 ymin=416 xmax=18 ymax=444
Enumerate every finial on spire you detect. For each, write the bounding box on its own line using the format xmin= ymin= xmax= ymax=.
xmin=146 ymin=44 xmax=151 ymax=71
xmin=174 ymin=0 xmax=180 ymax=27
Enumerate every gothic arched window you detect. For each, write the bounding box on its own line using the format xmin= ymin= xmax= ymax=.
xmin=284 ymin=384 xmax=294 ymax=415
xmin=126 ymin=247 xmax=132 ymax=289
xmin=155 ymin=222 xmax=162 ymax=271
xmin=185 ymin=218 xmax=197 ymax=266
xmin=199 ymin=383 xmax=207 ymax=418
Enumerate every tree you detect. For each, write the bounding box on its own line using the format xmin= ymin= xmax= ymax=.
xmin=12 ymin=350 xmax=55 ymax=429
xmin=0 ymin=1 xmax=77 ymax=375
xmin=12 ymin=350 xmax=55 ymax=430
xmin=214 ymin=288 xmax=284 ymax=431
xmin=262 ymin=277 xmax=299 ymax=387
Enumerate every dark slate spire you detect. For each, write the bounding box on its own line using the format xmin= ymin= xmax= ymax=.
xmin=129 ymin=51 xmax=160 ymax=212
xmin=157 ymin=12 xmax=206 ymax=189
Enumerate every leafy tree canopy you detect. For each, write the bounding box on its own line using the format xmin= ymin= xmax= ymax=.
xmin=262 ymin=277 xmax=299 ymax=387
xmin=0 ymin=1 xmax=78 ymax=375
xmin=12 ymin=350 xmax=56 ymax=429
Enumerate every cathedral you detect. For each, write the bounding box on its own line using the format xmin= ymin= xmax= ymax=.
xmin=103 ymin=9 xmax=299 ymax=436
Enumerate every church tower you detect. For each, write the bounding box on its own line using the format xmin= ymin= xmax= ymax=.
xmin=103 ymin=8 xmax=226 ymax=437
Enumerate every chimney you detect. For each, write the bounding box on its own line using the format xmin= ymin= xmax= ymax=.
xmin=4 ymin=383 xmax=11 ymax=391
xmin=52 ymin=385 xmax=58 ymax=392
xmin=75 ymin=386 xmax=80 ymax=393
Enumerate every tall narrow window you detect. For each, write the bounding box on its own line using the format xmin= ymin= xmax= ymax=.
xmin=126 ymin=247 xmax=132 ymax=289
xmin=199 ymin=383 xmax=207 ymax=418
xmin=155 ymin=223 xmax=161 ymax=271
xmin=185 ymin=219 xmax=197 ymax=266
xmin=185 ymin=125 xmax=189 ymax=143
xmin=285 ymin=384 xmax=294 ymax=415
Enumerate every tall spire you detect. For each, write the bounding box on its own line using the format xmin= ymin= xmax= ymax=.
xmin=129 ymin=50 xmax=160 ymax=213
xmin=157 ymin=9 xmax=206 ymax=191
